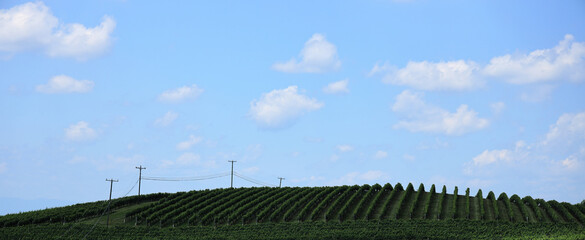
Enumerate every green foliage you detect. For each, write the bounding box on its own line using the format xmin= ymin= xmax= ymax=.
xmin=351 ymin=184 xmax=378 ymax=220
xmin=450 ymin=187 xmax=458 ymax=219
xmin=436 ymin=185 xmax=447 ymax=219
xmin=523 ymin=196 xmax=544 ymax=221
xmin=364 ymin=183 xmax=392 ymax=220
xmin=498 ymin=192 xmax=513 ymax=221
xmin=536 ymin=199 xmax=562 ymax=223
xmin=464 ymin=188 xmax=470 ymax=219
xmin=2 ymin=219 xmax=584 ymax=239
xmin=476 ymin=189 xmax=484 ymax=220
xmin=561 ymin=202 xmax=585 ymax=224
xmin=422 ymin=184 xmax=435 ymax=219
xmin=394 ymin=183 xmax=415 ymax=219
xmin=2 ymin=182 xmax=584 ymax=236
xmin=337 ymin=185 xmax=368 ymax=221
xmin=487 ymin=191 xmax=499 ymax=220
xmin=548 ymin=200 xmax=576 ymax=223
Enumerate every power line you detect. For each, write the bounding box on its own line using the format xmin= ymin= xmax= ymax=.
xmin=278 ymin=177 xmax=285 ymax=188
xmin=105 ymin=179 xmax=118 ymax=228
xmin=136 ymin=165 xmax=146 ymax=196
xmin=228 ymin=160 xmax=237 ymax=188
xmin=142 ymin=172 xmax=230 ymax=181
xmin=234 ymin=172 xmax=277 ymax=187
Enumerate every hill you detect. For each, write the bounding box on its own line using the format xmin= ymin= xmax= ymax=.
xmin=1 ymin=183 xmax=584 ymax=239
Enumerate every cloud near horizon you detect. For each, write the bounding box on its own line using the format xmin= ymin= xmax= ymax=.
xmin=392 ymin=90 xmax=489 ymax=135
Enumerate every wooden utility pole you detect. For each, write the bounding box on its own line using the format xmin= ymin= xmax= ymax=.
xmin=105 ymin=178 xmax=118 ymax=228
xmin=228 ymin=160 xmax=237 ymax=188
xmin=278 ymin=177 xmax=285 ymax=188
xmin=135 ymin=165 xmax=146 ymax=196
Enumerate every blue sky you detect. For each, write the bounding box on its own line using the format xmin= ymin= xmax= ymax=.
xmin=1 ymin=0 xmax=584 ymax=215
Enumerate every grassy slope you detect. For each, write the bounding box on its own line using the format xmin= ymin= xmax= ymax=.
xmin=1 ymin=183 xmax=584 ymax=239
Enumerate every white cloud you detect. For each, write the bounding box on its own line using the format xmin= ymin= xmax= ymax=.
xmin=0 ymin=2 xmax=115 ymax=60
xmin=374 ymin=150 xmax=388 ymax=159
xmin=472 ymin=149 xmax=512 ymax=166
xmin=484 ymin=34 xmax=585 ymax=84
xmin=466 ymin=111 xmax=585 ymax=175
xmin=330 ymin=154 xmax=340 ymax=162
xmin=158 ymin=84 xmax=203 ymax=103
xmin=490 ymin=102 xmax=506 ymax=115
xmin=543 ymin=112 xmax=585 ymax=146
xmin=272 ymin=33 xmax=341 ymax=73
xmin=36 ymin=75 xmax=94 ymax=93
xmin=337 ymin=145 xmax=354 ymax=152
xmin=323 ymin=79 xmax=349 ymax=94
xmin=561 ymin=156 xmax=580 ymax=170
xmin=373 ymin=60 xmax=482 ymax=91
xmin=249 ymin=86 xmax=323 ymax=129
xmin=65 ymin=121 xmax=97 ymax=141
xmin=176 ymin=135 xmax=202 ymax=150
xmin=154 ymin=111 xmax=178 ymax=127
xmin=392 ymin=90 xmax=489 ymax=135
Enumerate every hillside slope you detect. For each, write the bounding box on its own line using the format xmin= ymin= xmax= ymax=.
xmin=1 ymin=183 xmax=584 ymax=239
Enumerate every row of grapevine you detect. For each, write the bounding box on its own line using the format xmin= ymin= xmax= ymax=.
xmin=510 ymin=194 xmax=529 ymax=222
xmin=436 ymin=185 xmax=447 ymax=219
xmin=464 ymin=188 xmax=470 ymax=219
xmin=364 ymin=183 xmax=392 ymax=220
xmin=185 ymin=188 xmax=244 ymax=225
xmin=377 ymin=183 xmax=401 ymax=220
xmin=449 ymin=187 xmax=458 ymax=219
xmin=487 ymin=191 xmax=499 ymax=220
xmin=476 ymin=189 xmax=484 ymax=220
xmin=5 ymin=183 xmax=585 ymax=229
xmin=215 ymin=188 xmax=278 ymax=225
xmin=200 ymin=188 xmax=265 ymax=225
xmin=561 ymin=202 xmax=585 ymax=224
xmin=422 ymin=184 xmax=435 ymax=219
xmin=296 ymin=187 xmax=337 ymax=221
xmin=282 ymin=187 xmax=320 ymax=222
xmin=324 ymin=185 xmax=360 ymax=221
xmin=498 ymin=193 xmax=512 ymax=221
xmin=310 ymin=186 xmax=351 ymax=221
xmin=0 ymin=192 xmax=169 ymax=227
xmin=523 ymin=196 xmax=544 ymax=221
xmin=549 ymin=200 xmax=577 ymax=223
xmin=395 ymin=183 xmax=415 ymax=219
xmin=351 ymin=184 xmax=381 ymax=220
xmin=411 ymin=184 xmax=427 ymax=219
xmin=170 ymin=188 xmax=227 ymax=225
xmin=335 ymin=185 xmax=367 ymax=221
xmin=536 ymin=198 xmax=562 ymax=223
xmin=159 ymin=190 xmax=208 ymax=226
xmin=265 ymin=187 xmax=311 ymax=222
xmin=227 ymin=187 xmax=288 ymax=224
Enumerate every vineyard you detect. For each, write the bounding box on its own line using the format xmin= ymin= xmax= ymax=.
xmin=1 ymin=183 xmax=585 ymax=239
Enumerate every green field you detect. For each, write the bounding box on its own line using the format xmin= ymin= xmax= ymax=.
xmin=1 ymin=183 xmax=584 ymax=239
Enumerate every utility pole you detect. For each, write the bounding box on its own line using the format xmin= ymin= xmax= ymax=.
xmin=278 ymin=177 xmax=285 ymax=188
xmin=135 ymin=165 xmax=146 ymax=196
xmin=105 ymin=178 xmax=118 ymax=228
xmin=228 ymin=160 xmax=237 ymax=188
